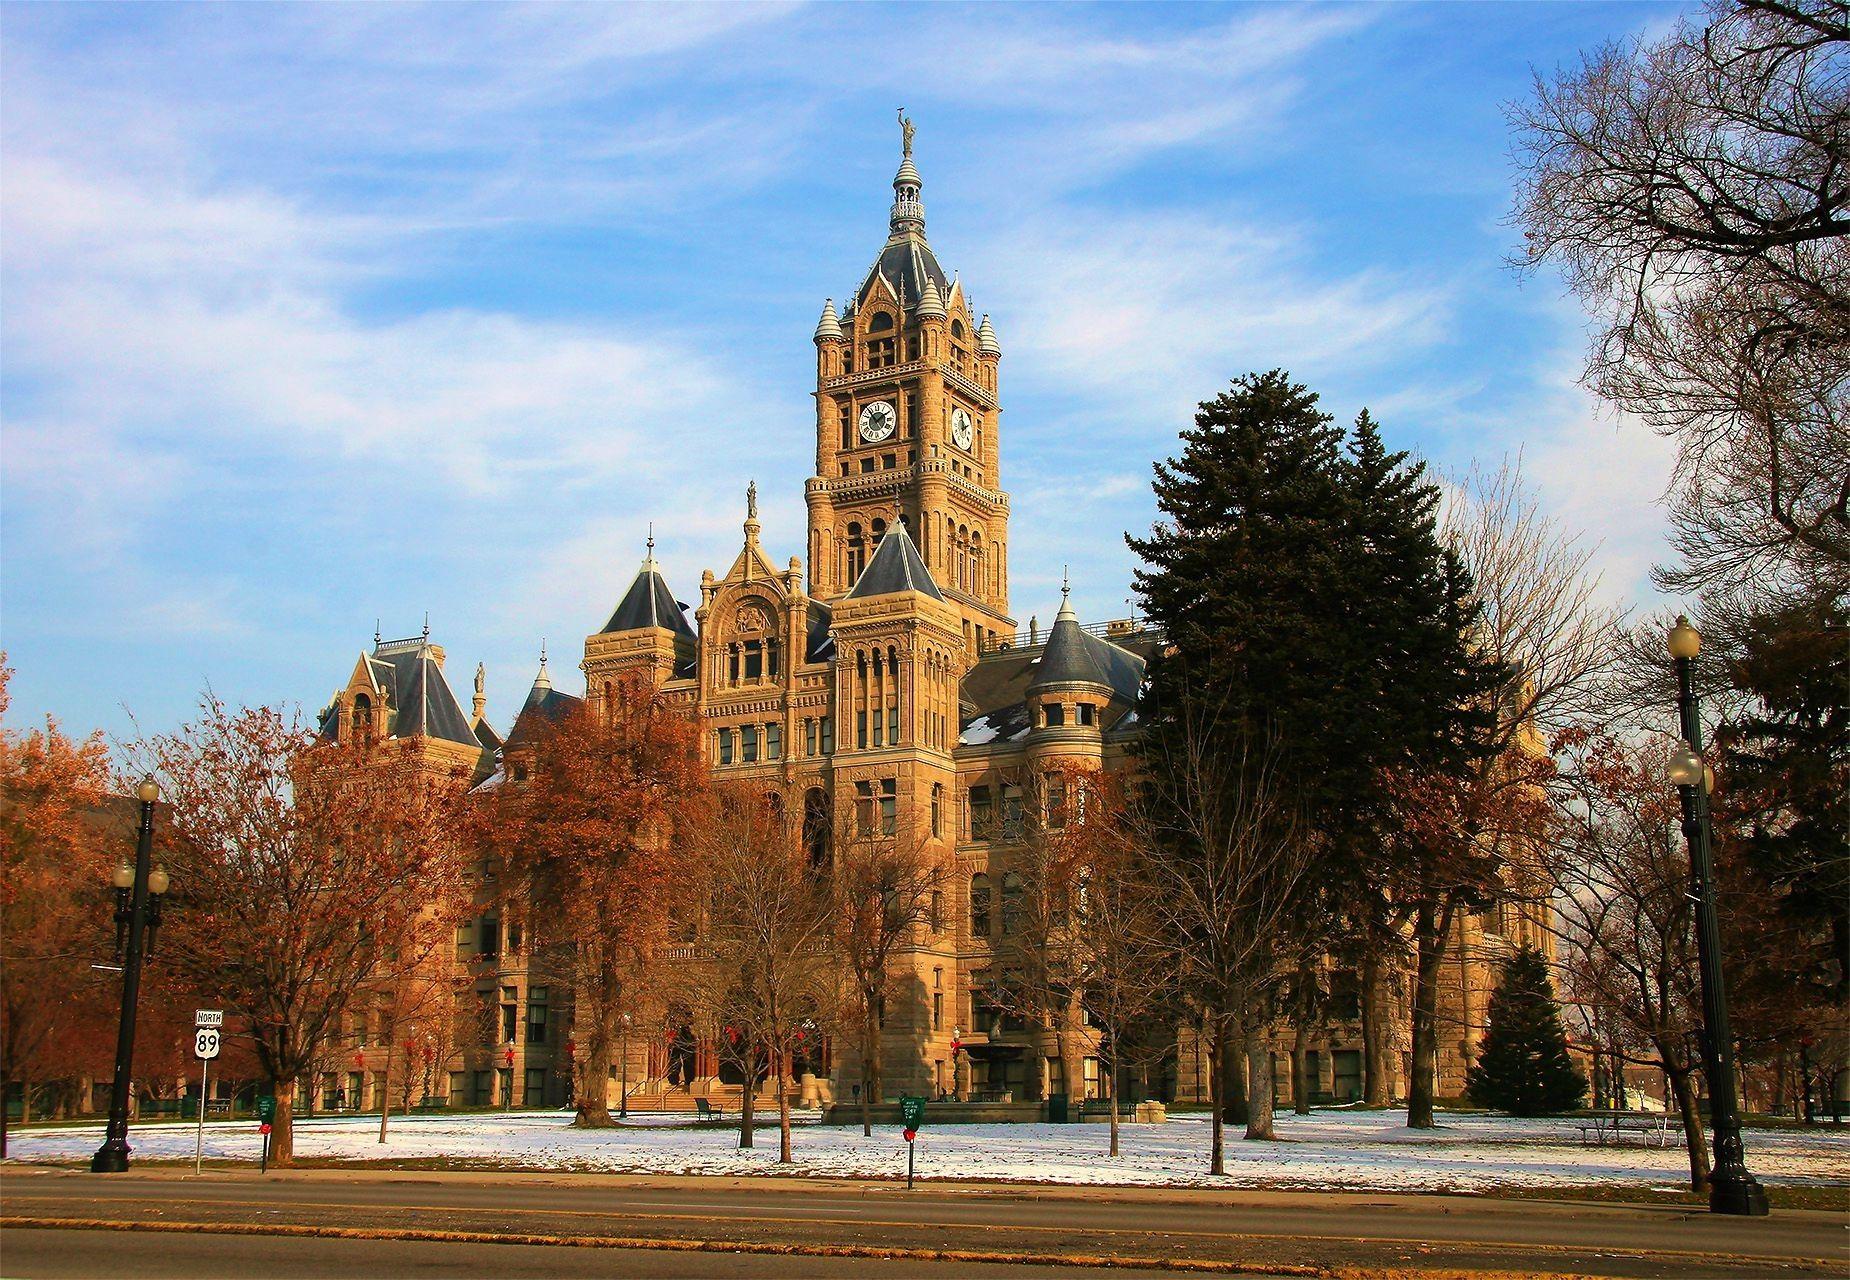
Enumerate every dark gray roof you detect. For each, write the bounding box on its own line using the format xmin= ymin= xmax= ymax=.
xmin=846 ymin=526 xmax=943 ymax=600
xmin=856 ymin=236 xmax=949 ymax=315
xmin=957 ymin=625 xmax=1154 ymax=747
xmin=504 ymin=668 xmax=583 ymax=751
xmin=806 ymin=600 xmax=836 ymax=662
xmin=378 ymin=643 xmax=480 ymax=747
xmin=602 ymin=563 xmax=694 ymax=637
xmin=1029 ymin=611 xmax=1111 ymax=691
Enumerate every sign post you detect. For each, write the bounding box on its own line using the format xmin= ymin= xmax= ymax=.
xmin=192 ymin=1012 xmax=222 ymax=1175
xmin=256 ymin=1094 xmax=276 ymax=1174
xmin=899 ymin=1094 xmax=926 ymax=1190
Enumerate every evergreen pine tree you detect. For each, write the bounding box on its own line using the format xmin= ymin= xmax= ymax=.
xmin=1465 ymin=946 xmax=1587 ymax=1116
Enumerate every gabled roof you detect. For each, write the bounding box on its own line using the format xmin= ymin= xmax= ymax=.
xmin=845 ymin=526 xmax=943 ymax=601
xmin=957 ymin=620 xmax=1155 ymax=747
xmin=602 ymin=552 xmax=694 ymax=637
xmin=856 ymin=237 xmax=950 ymax=317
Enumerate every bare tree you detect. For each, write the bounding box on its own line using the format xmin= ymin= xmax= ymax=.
xmin=1510 ymin=0 xmax=1850 ymax=599
xmin=696 ymin=785 xmax=836 ymax=1163
xmin=1547 ymin=729 xmax=1714 ymax=1190
xmin=1135 ymin=691 xmax=1313 ymax=1165
xmin=830 ymin=815 xmax=939 ymax=1136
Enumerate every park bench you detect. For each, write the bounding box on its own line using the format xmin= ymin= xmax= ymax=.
xmin=694 ymin=1097 xmax=727 ymax=1122
xmin=413 ymin=1096 xmax=448 ymax=1113
xmin=1574 ymin=1110 xmax=1685 ymax=1148
xmin=1078 ymin=1098 xmax=1136 ymax=1120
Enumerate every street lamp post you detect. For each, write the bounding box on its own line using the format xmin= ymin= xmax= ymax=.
xmin=92 ymin=778 xmax=172 ymax=1174
xmin=1666 ymin=615 xmax=1769 ymax=1217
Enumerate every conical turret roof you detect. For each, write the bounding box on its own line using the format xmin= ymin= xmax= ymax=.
xmin=1029 ymin=582 xmax=1109 ymax=692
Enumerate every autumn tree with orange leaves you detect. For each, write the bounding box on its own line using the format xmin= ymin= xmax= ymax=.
xmin=137 ymin=697 xmax=471 ymax=1165
xmin=474 ymin=678 xmax=707 ymax=1128
xmin=0 ymin=658 xmax=113 ymax=1154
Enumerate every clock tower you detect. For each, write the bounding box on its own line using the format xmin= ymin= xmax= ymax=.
xmin=806 ymin=113 xmax=1013 ymax=659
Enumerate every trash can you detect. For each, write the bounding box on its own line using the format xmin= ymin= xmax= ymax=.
xmin=1048 ymin=1093 xmax=1069 ymax=1124
xmin=180 ymin=1097 xmax=198 ymax=1120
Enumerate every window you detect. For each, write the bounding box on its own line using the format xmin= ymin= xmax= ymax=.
xmin=350 ymin=693 xmax=373 ymax=744
xmin=930 ymin=889 xmax=944 ymax=931
xmin=855 ymin=781 xmax=875 ymax=835
xmin=971 ymin=874 xmax=992 ymax=937
xmin=872 ymin=702 xmax=883 ymax=747
xmin=1046 ymin=775 xmax=1067 ymax=830
xmin=878 ymin=778 xmax=896 ymax=835
xmin=500 ymin=991 xmax=517 ymax=1044
xmin=1000 ymin=871 xmax=1025 ymax=936
xmin=821 ymin=717 xmax=834 ymax=754
xmin=744 ymin=640 xmax=763 ymax=681
xmin=887 ymin=705 xmax=899 ymax=745
xmin=805 ymin=718 xmax=818 ymax=756
xmin=839 ymin=404 xmax=853 ymax=451
xmin=847 ymin=523 xmax=867 ymax=584
xmin=970 ymin=785 xmax=994 ymax=839
xmin=930 ymin=783 xmax=943 ymax=838
xmin=766 ymin=722 xmax=782 ymax=760
xmin=479 ymin=917 xmax=500 ymax=960
xmin=1043 ymin=702 xmax=1065 ymax=728
xmin=1077 ymin=703 xmax=1095 ymax=726
xmin=527 ymin=988 xmax=548 ymax=1044
xmin=506 ymin=920 xmax=522 ymax=954
xmin=856 ymin=709 xmax=868 ymax=750
xmin=1000 ymin=785 xmax=1024 ymax=839
xmin=933 ymin=992 xmax=944 ymax=1032
xmin=718 ymin=728 xmax=734 ymax=765
xmin=742 ymin=724 xmax=759 ymax=763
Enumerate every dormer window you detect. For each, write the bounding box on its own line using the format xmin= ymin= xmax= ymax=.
xmin=866 ymin=311 xmax=896 ymax=369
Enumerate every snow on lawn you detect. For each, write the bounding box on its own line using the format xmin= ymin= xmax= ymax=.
xmin=8 ymin=1108 xmax=1847 ymax=1192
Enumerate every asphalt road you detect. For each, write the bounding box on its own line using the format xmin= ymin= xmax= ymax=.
xmin=2 ymin=1168 xmax=1844 ymax=1278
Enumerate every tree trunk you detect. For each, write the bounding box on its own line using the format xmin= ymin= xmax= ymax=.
xmin=1291 ymin=966 xmax=1314 ymax=1115
xmin=860 ymin=1005 xmax=875 ymax=1137
xmin=574 ymin=1016 xmax=614 ymax=1127
xmin=738 ymin=1053 xmax=756 ymax=1149
xmin=778 ymin=1059 xmax=793 ymax=1164
xmin=1361 ymin=950 xmax=1393 ymax=1105
xmin=1219 ymin=1009 xmax=1248 ymax=1126
xmin=1244 ymin=1023 xmax=1276 ymax=1140
xmin=1106 ymin=1042 xmax=1121 ymax=1158
xmin=377 ymin=1058 xmax=393 ymax=1143
xmin=1206 ymin=1017 xmax=1226 ymax=1176
xmin=1406 ymin=899 xmax=1453 ymax=1130
xmin=1667 ymin=1063 xmax=1711 ymax=1193
xmin=270 ymin=1078 xmax=296 ymax=1166
xmin=2 ymin=1071 xmax=11 ymax=1158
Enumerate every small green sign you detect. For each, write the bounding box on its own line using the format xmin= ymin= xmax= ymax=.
xmin=256 ymin=1095 xmax=277 ymax=1122
xmin=899 ymin=1095 xmax=926 ymax=1128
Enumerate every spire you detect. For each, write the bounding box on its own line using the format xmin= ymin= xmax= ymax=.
xmin=533 ymin=641 xmax=551 ymax=692
xmin=814 ymin=297 xmax=844 ymax=343
xmin=916 ymin=275 xmax=946 ymax=320
xmin=891 ymin=108 xmax=924 ymax=237
xmin=421 ymin=611 xmax=431 ymax=643
xmin=642 ymin=524 xmax=657 ymax=573
xmin=1056 ymin=566 xmax=1075 ymax=622
xmin=976 ymin=313 xmax=1001 ymax=357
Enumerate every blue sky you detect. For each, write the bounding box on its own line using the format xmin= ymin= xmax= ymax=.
xmin=2 ymin=1 xmax=1683 ymax=747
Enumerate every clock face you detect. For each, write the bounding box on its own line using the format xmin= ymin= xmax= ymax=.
xmin=950 ymin=406 xmax=974 ymax=452
xmin=859 ymin=400 xmax=897 ymax=444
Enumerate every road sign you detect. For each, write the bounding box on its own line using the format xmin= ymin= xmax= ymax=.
xmin=899 ymin=1095 xmax=926 ymax=1129
xmin=193 ymin=1027 xmax=222 ymax=1060
xmin=256 ymin=1094 xmax=276 ymax=1122
xmin=195 ymin=1009 xmax=224 ymax=1028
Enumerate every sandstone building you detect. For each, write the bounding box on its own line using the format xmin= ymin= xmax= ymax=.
xmin=309 ymin=122 xmax=1548 ymax=1117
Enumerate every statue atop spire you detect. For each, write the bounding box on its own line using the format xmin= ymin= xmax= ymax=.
xmin=898 ymin=107 xmax=915 ymax=158
xmin=747 ymin=479 xmax=759 ymax=520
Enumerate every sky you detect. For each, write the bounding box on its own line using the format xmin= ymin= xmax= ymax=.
xmin=1 ymin=1 xmax=1685 ymax=749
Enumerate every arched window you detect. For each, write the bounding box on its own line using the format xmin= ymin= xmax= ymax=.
xmin=847 ymin=522 xmax=867 ymax=584
xmin=970 ymin=873 xmax=992 ymax=938
xmin=1000 ymin=871 xmax=1025 ymax=936
xmin=951 ymin=319 xmax=965 ymax=339
xmin=350 ymin=693 xmax=373 ymax=744
xmin=868 ymin=311 xmax=894 ymax=332
xmin=871 ymin=517 xmax=886 ymax=546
